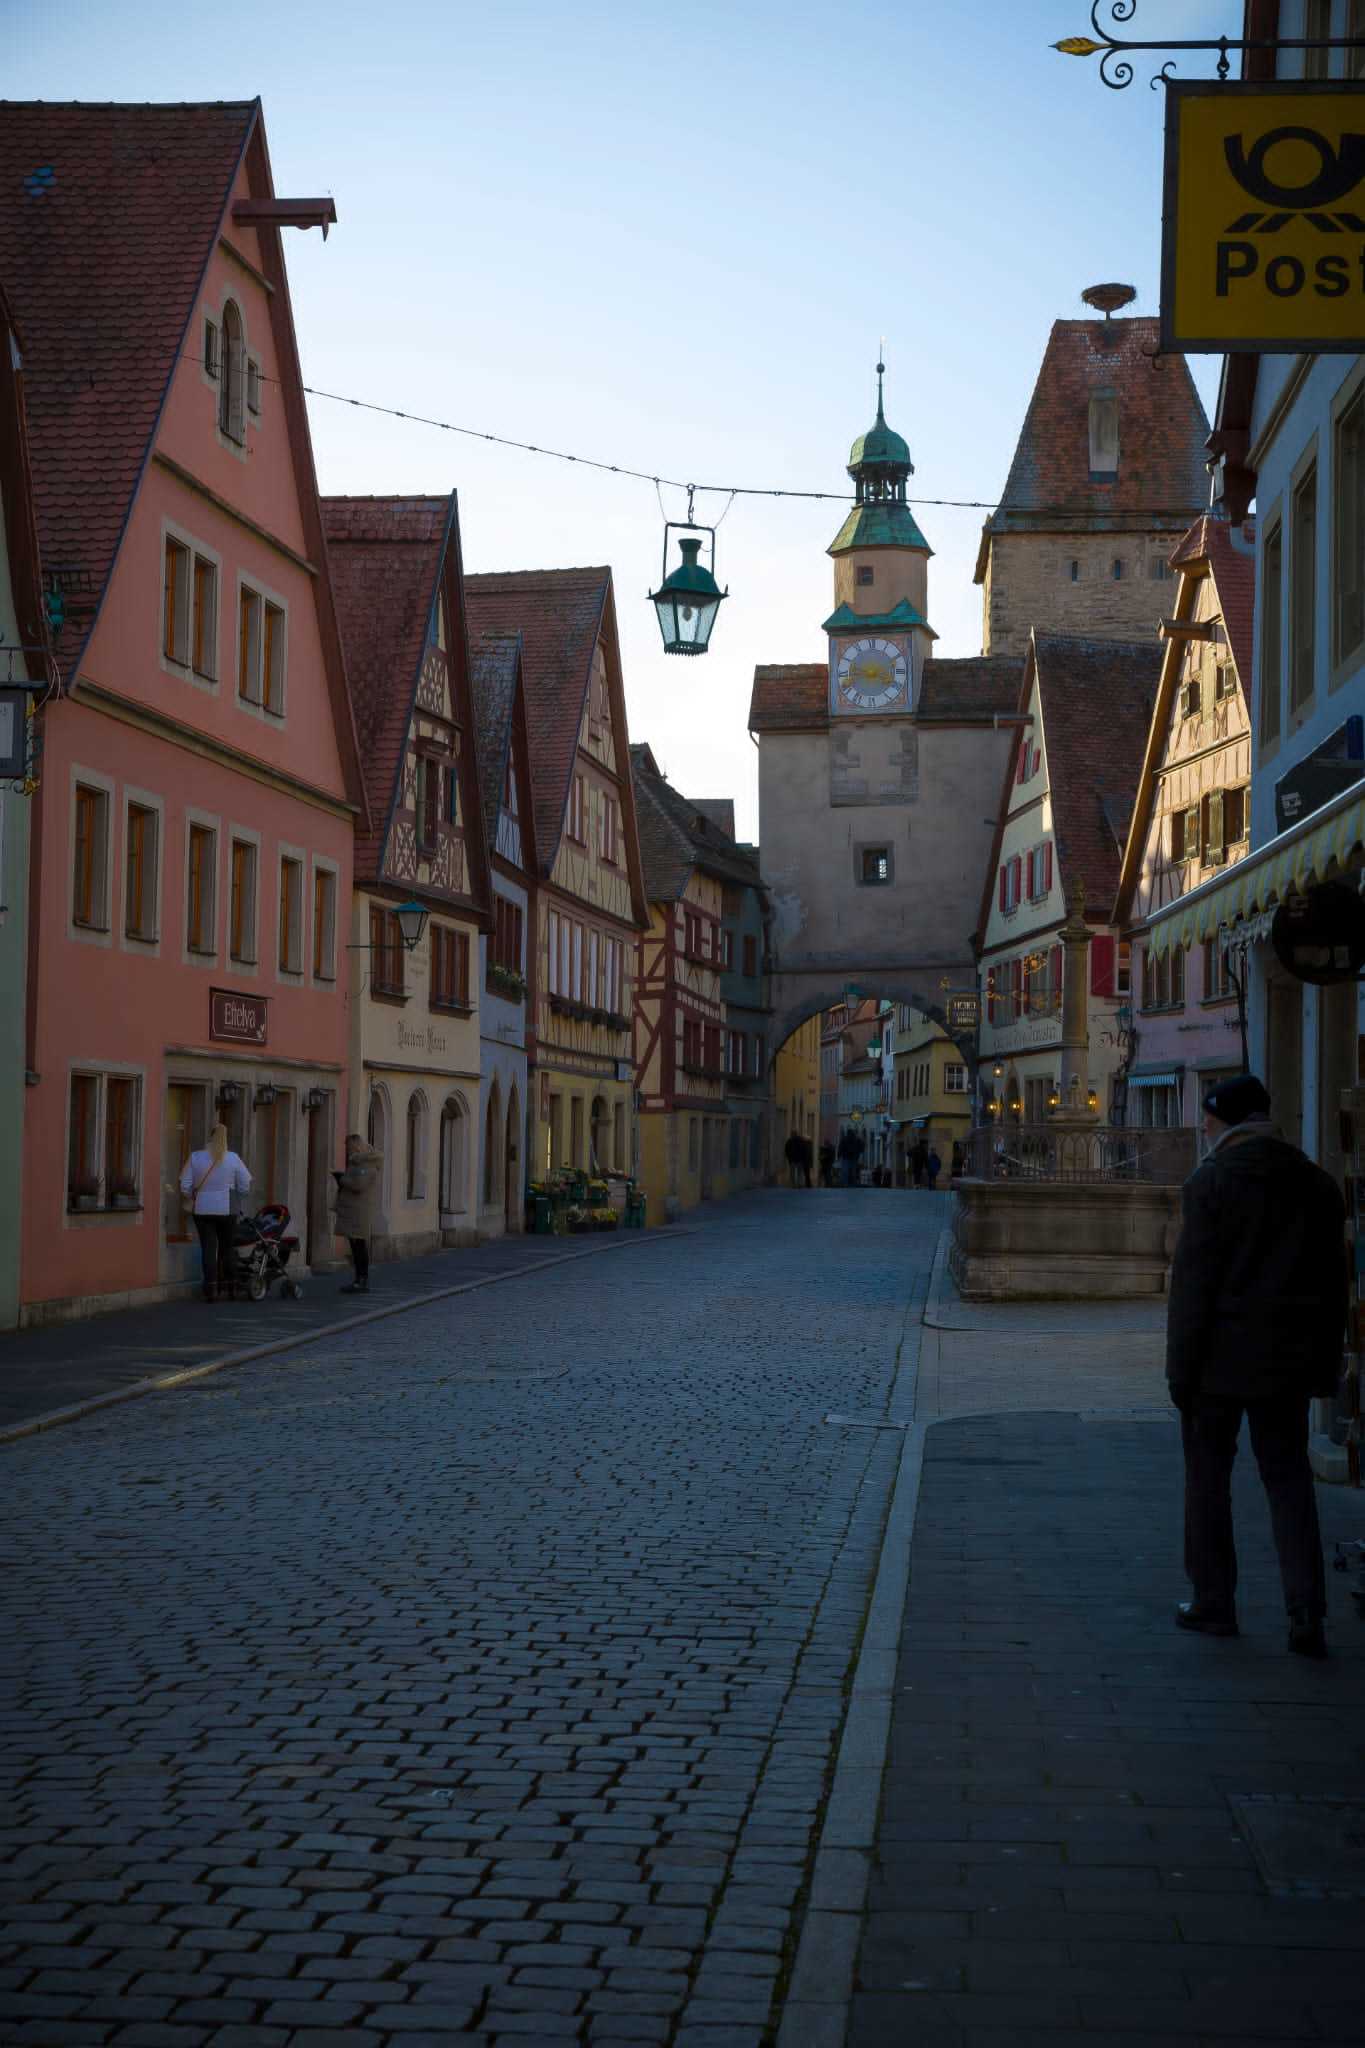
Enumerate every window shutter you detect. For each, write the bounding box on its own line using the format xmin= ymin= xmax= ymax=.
xmin=998 ymin=865 xmax=1007 ymax=911
xmin=1206 ymin=790 xmax=1225 ymax=861
xmin=1043 ymin=842 xmax=1053 ymax=891
xmin=1090 ymin=933 xmax=1115 ymax=998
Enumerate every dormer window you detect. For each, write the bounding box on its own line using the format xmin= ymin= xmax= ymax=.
xmin=1089 ymin=391 xmax=1119 ymax=477
xmin=219 ymin=299 xmax=246 ymax=445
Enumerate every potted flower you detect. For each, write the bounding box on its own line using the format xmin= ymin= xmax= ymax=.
xmin=564 ymin=1203 xmax=591 ymax=1235
xmin=589 ymin=1205 xmax=618 ymax=1232
xmin=108 ymin=1175 xmax=140 ymax=1211
xmin=68 ymin=1174 xmax=101 ymax=1212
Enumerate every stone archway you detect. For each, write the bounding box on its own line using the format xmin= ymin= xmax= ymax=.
xmin=767 ymin=976 xmax=976 ymax=1078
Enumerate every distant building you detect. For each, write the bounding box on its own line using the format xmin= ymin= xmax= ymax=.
xmin=716 ymin=831 xmax=772 ymax=1192
xmin=974 ymin=305 xmax=1210 ymax=659
xmin=773 ymin=1015 xmax=819 ymax=1164
xmin=974 ymin=634 xmax=1161 ymax=1126
xmin=1114 ymin=515 xmax=1255 ymax=1131
xmin=889 ymin=1004 xmax=970 ymax=1178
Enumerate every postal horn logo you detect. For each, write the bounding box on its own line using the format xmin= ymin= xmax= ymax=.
xmin=1224 ymin=126 xmax=1365 ymax=232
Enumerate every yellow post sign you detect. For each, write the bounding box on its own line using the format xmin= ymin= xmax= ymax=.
xmin=1161 ymin=80 xmax=1365 ymax=353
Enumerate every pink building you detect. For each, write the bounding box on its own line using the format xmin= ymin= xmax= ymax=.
xmin=1115 ymin=515 xmax=1256 ymax=1129
xmin=0 ymin=102 xmax=368 ymax=1320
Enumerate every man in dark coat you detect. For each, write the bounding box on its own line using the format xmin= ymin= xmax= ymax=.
xmin=818 ymin=1141 xmax=836 ymax=1187
xmin=1167 ymin=1074 xmax=1346 ymax=1657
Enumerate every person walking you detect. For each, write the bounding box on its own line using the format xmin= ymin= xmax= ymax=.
xmin=926 ymin=1146 xmax=942 ymax=1192
xmin=180 ymin=1122 xmax=251 ymax=1303
xmin=836 ymin=1126 xmax=864 ymax=1187
xmin=1167 ymin=1074 xmax=1347 ymax=1658
xmin=333 ymin=1132 xmax=383 ymax=1294
xmin=818 ymin=1141 xmax=836 ymax=1188
xmin=784 ymin=1130 xmax=804 ymax=1189
xmin=796 ymin=1133 xmax=814 ymax=1188
xmin=911 ymin=1139 xmax=929 ymax=1189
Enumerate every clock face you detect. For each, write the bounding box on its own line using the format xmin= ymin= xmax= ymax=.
xmin=834 ymin=636 xmax=909 ymax=711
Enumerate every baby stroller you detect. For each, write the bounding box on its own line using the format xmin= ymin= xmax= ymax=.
xmin=231 ymin=1202 xmax=303 ymax=1302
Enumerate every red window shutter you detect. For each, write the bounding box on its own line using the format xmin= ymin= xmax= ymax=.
xmin=1043 ymin=842 xmax=1053 ymax=891
xmin=998 ymin=865 xmax=1007 ymax=911
xmin=1016 ymin=743 xmax=1027 ymax=784
xmin=1090 ymin=933 xmax=1115 ymax=998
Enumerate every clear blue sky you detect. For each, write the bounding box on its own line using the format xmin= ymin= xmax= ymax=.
xmin=11 ymin=0 xmax=1234 ymax=838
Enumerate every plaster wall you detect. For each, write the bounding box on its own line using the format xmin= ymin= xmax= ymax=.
xmin=831 ymin=546 xmax=928 ymax=617
xmin=0 ymin=479 xmax=29 ymax=1329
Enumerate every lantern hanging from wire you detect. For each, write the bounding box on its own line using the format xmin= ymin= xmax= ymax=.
xmin=648 ymin=487 xmax=728 ymax=656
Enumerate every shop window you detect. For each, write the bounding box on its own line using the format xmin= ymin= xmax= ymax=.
xmin=125 ymin=802 xmax=158 ymax=942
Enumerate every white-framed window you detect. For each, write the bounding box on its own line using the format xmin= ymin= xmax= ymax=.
xmin=123 ymin=793 xmax=161 ymax=946
xmin=66 ymin=1066 xmax=143 ymax=1214
xmin=70 ymin=775 xmax=112 ymax=936
xmin=219 ymin=297 xmax=247 ymax=445
xmin=237 ymin=578 xmax=287 ymax=717
xmin=184 ymin=813 xmax=219 ymax=959
xmin=228 ymin=833 xmax=259 ymax=966
xmin=278 ymin=849 xmax=304 ymax=977
xmin=162 ymin=526 xmax=219 ymax=683
xmin=945 ymin=1063 xmax=968 ymax=1092
xmin=311 ymin=860 xmax=338 ymax=983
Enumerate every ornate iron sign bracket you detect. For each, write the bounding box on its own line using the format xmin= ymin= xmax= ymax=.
xmin=1056 ymin=1 xmax=1365 ymax=90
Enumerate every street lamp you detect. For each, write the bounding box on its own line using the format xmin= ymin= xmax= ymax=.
xmin=395 ymin=899 xmax=429 ymax=952
xmin=649 ymin=521 xmax=727 ymax=657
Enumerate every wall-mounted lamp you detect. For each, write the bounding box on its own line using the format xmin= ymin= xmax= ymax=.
xmin=304 ymin=1086 xmax=329 ymax=1113
xmin=216 ymin=1079 xmax=241 ymax=1106
xmin=254 ymin=1082 xmax=278 ymax=1109
xmin=1087 ymin=1087 xmax=1100 ymax=1113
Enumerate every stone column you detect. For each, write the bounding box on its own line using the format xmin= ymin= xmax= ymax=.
xmin=1053 ymin=878 xmax=1098 ymax=1123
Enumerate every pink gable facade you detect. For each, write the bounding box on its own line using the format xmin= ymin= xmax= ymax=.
xmin=21 ymin=120 xmax=363 ymax=1320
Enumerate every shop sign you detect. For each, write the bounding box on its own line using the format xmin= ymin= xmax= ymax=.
xmin=1274 ymin=717 xmax=1364 ymax=834
xmin=210 ymin=987 xmax=268 ymax=1045
xmin=1271 ymin=881 xmax=1365 ymax=986
xmin=947 ymin=992 xmax=980 ymax=1033
xmin=1161 ymin=81 xmax=1365 ymax=352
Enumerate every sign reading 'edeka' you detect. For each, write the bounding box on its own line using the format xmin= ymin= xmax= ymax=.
xmin=1161 ymin=81 xmax=1365 ymax=353
xmin=210 ymin=987 xmax=268 ymax=1045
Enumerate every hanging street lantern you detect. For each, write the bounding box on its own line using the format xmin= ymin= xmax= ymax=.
xmin=395 ymin=899 xmax=430 ymax=952
xmin=648 ymin=492 xmax=727 ymax=657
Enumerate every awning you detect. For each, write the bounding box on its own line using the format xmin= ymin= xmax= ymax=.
xmin=1126 ymin=1070 xmax=1181 ymax=1088
xmin=1141 ymin=779 xmax=1365 ymax=958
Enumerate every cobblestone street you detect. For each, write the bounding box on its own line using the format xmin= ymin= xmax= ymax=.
xmin=1 ymin=1192 xmax=936 ymax=2048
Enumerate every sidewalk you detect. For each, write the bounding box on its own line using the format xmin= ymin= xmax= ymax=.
xmin=0 ymin=1226 xmax=671 ymax=1436
xmin=847 ymin=1245 xmax=1365 ymax=2048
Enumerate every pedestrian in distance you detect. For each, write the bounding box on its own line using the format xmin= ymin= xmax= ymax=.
xmin=797 ymin=1133 xmax=814 ymax=1187
xmin=836 ymin=1125 xmax=864 ymax=1187
xmin=911 ymin=1139 xmax=929 ymax=1188
xmin=926 ymin=1147 xmax=942 ymax=1191
xmin=818 ymin=1141 xmax=836 ymax=1188
xmin=333 ymin=1133 xmax=384 ymax=1294
xmin=784 ymin=1130 xmax=805 ymax=1189
xmin=1167 ymin=1073 xmax=1347 ymax=1659
xmin=180 ymin=1122 xmax=252 ymax=1304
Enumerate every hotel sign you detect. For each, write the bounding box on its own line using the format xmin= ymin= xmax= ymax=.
xmin=210 ymin=987 xmax=268 ymax=1045
xmin=1161 ymin=82 xmax=1365 ymax=352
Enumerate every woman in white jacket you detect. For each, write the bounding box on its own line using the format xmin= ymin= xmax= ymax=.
xmin=180 ymin=1123 xmax=252 ymax=1302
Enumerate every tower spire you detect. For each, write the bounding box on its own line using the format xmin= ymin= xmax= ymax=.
xmin=876 ymin=343 xmax=886 ymax=425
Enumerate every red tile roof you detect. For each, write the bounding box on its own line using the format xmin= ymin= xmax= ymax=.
xmin=748 ymin=656 xmax=1019 ymax=732
xmin=977 ymin=317 xmax=1210 ymax=578
xmin=0 ymin=100 xmax=256 ymax=685
xmin=464 ymin=567 xmax=610 ymax=867
xmin=629 ymin=745 xmax=762 ymax=901
xmin=1168 ymin=513 xmax=1256 ymax=686
xmin=1034 ymin=634 xmax=1164 ymax=922
xmin=321 ymin=496 xmax=451 ymax=881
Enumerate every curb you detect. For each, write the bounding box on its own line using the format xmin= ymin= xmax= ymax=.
xmin=777 ymin=1271 xmax=929 ymax=2048
xmin=0 ymin=1228 xmax=688 ymax=1447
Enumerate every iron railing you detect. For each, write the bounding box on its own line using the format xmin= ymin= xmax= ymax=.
xmin=962 ymin=1124 xmax=1196 ymax=1186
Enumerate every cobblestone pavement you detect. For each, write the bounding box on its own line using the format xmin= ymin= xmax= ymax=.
xmin=0 ymin=1188 xmax=936 ymax=2047
xmin=849 ymin=1413 xmax=1365 ymax=2048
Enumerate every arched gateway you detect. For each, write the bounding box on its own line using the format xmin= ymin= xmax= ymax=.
xmin=750 ymin=363 xmax=1020 ymax=1074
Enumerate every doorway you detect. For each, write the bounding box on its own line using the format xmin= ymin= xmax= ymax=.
xmin=439 ymin=1096 xmax=468 ymax=1222
xmin=483 ymin=1084 xmax=501 ymax=1212
xmin=505 ymin=1086 xmax=521 ymax=1231
xmin=305 ymin=1091 xmax=332 ymax=1266
xmin=162 ymin=1081 xmax=208 ymax=1278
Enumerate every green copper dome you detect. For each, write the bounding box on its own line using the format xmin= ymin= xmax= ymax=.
xmin=848 ymin=361 xmax=912 ymax=475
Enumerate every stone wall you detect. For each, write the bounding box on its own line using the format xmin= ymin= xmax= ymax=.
xmin=982 ymin=529 xmax=1192 ymax=658
xmin=950 ymin=1176 xmax=1182 ymax=1299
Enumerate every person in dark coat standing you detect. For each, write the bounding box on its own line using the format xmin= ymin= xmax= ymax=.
xmin=784 ymin=1131 xmax=805 ymax=1188
xmin=1167 ymin=1074 xmax=1346 ymax=1658
xmin=818 ymin=1141 xmax=836 ymax=1187
xmin=333 ymin=1134 xmax=383 ymax=1294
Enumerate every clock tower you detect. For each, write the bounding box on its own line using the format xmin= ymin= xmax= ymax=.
xmin=824 ymin=363 xmax=935 ymax=715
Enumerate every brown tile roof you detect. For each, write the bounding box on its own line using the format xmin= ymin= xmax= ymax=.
xmin=321 ymin=495 xmax=451 ymax=880
xmin=692 ymin=798 xmax=736 ymax=841
xmin=1168 ymin=513 xmax=1256 ymax=686
xmin=465 ymin=568 xmax=610 ymax=865
xmin=0 ymin=100 xmax=256 ymax=686
xmin=977 ymin=317 xmax=1210 ymax=575
xmin=749 ymin=656 xmax=1019 ymax=732
xmin=630 ymin=746 xmax=762 ymax=901
xmin=1034 ymin=634 xmax=1164 ymax=920
xmin=469 ymin=632 xmax=521 ymax=857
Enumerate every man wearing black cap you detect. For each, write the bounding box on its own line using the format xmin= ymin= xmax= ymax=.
xmin=1167 ymin=1073 xmax=1347 ymax=1657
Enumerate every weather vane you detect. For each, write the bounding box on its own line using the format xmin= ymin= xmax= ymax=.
xmin=1054 ymin=1 xmax=1364 ymax=91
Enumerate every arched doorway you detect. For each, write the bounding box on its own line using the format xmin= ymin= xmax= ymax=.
xmin=483 ymin=1084 xmax=501 ymax=1212
xmin=439 ymin=1096 xmax=468 ymax=1223
xmin=366 ymin=1084 xmax=392 ymax=1225
xmin=504 ymin=1086 xmax=521 ymax=1231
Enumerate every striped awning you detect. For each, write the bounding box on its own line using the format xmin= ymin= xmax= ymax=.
xmin=1142 ymin=781 xmax=1365 ymax=958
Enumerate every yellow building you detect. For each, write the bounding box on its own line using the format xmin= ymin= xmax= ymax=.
xmin=466 ymin=568 xmax=648 ymax=1181
xmin=890 ymin=1004 xmax=970 ymax=1181
xmin=773 ymin=1015 xmax=820 ymax=1165
xmin=632 ymin=747 xmax=759 ymax=1222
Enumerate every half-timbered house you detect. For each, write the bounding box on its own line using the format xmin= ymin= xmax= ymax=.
xmin=465 ymin=568 xmax=647 ymax=1181
xmin=471 ymin=630 xmax=537 ymax=1236
xmin=631 ymin=746 xmax=764 ymax=1221
xmin=323 ymin=494 xmax=493 ymax=1256
xmin=1114 ymin=515 xmax=1256 ymax=1129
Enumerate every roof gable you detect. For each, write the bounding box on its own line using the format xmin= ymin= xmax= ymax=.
xmin=630 ymin=746 xmax=762 ymax=901
xmin=1036 ymin=633 xmax=1163 ymax=921
xmin=0 ymin=99 xmax=256 ymax=686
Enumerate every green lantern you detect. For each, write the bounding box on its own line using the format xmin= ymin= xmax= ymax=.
xmin=649 ymin=520 xmax=727 ymax=657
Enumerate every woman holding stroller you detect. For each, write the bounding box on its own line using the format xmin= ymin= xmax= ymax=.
xmin=180 ymin=1123 xmax=252 ymax=1302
